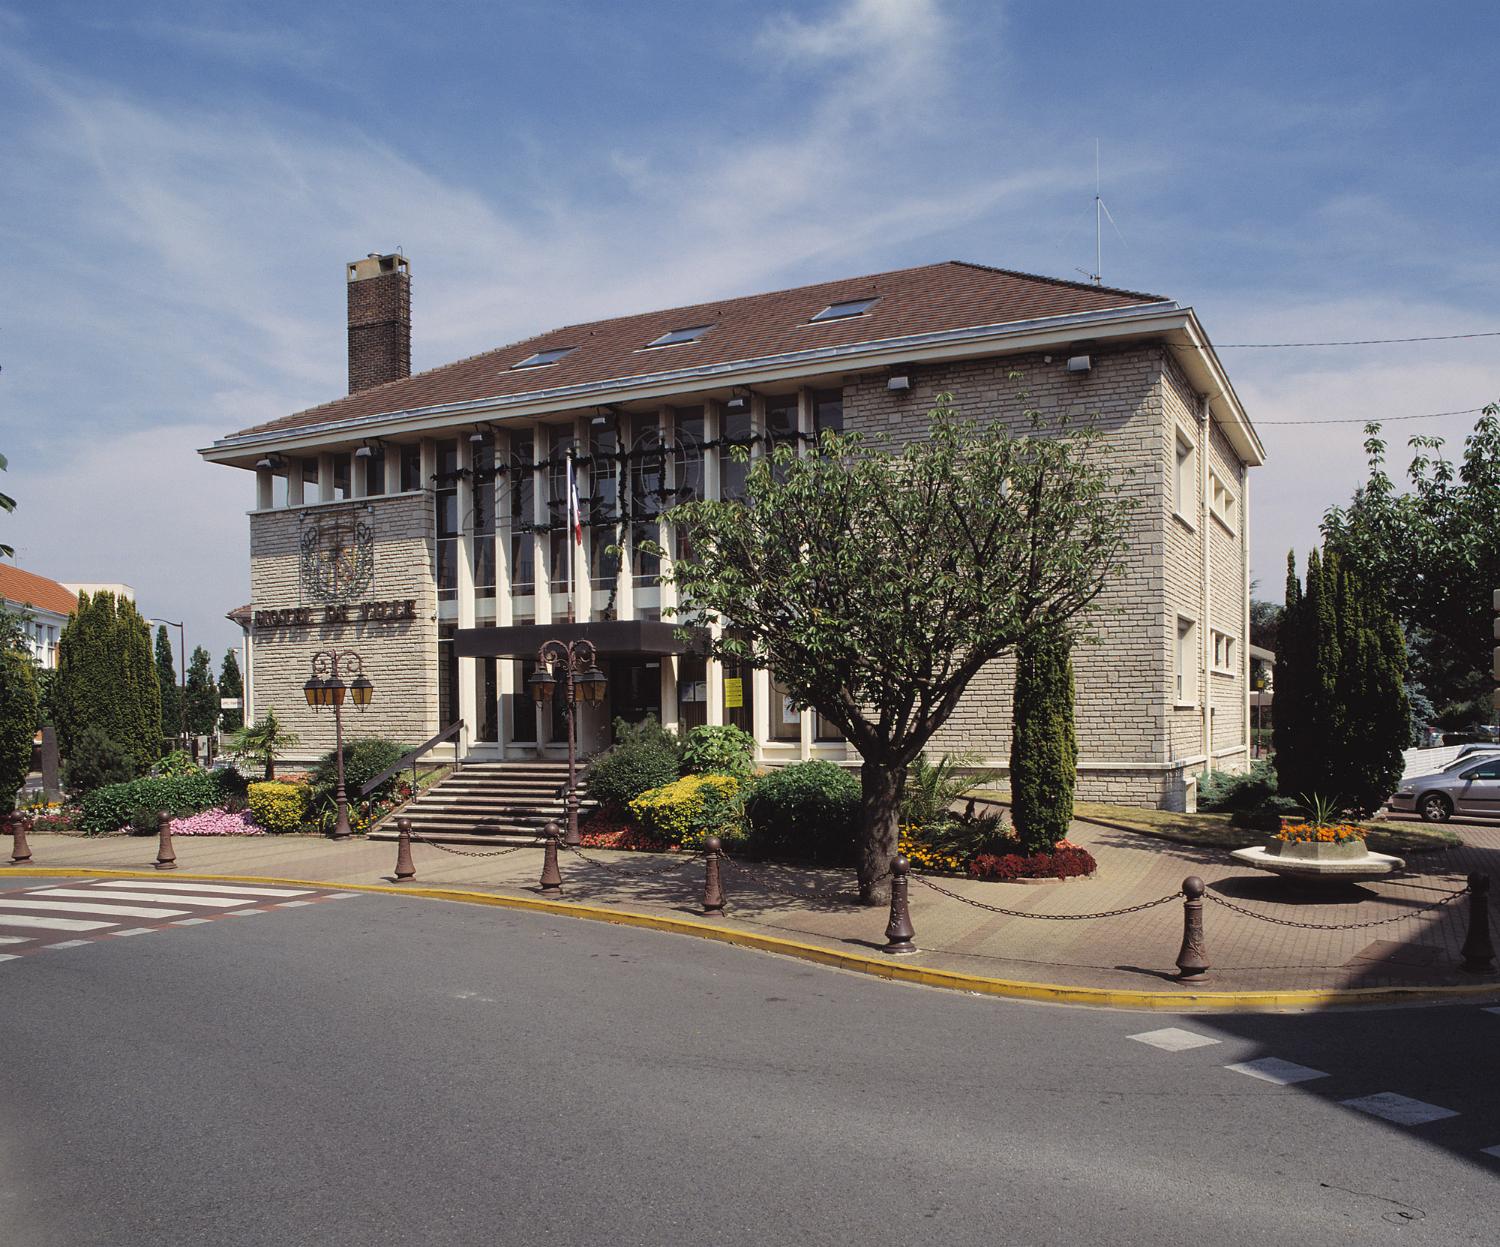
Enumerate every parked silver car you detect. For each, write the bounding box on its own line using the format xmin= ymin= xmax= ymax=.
xmin=1389 ymin=755 xmax=1500 ymax=822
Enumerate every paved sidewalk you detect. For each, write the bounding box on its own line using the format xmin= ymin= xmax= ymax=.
xmin=6 ymin=817 xmax=1498 ymax=1001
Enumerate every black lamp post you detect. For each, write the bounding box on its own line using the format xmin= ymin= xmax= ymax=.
xmin=529 ymin=638 xmax=607 ymax=846
xmin=304 ymin=650 xmax=373 ymax=840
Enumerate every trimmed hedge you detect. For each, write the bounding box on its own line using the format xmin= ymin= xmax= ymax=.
xmin=744 ymin=761 xmax=860 ymax=865
xmin=629 ymin=773 xmax=745 ymax=850
xmin=247 ymin=781 xmax=311 ymax=834
xmin=79 ymin=768 xmax=246 ymax=836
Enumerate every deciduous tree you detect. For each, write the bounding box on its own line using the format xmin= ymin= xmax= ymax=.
xmin=665 ymin=393 xmax=1132 ymax=903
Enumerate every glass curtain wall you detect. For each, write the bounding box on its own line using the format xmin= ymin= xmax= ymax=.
xmin=589 ymin=422 xmax=621 ymax=590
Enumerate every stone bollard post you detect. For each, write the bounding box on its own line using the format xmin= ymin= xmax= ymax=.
xmin=393 ymin=818 xmax=416 ymax=883
xmin=1460 ymin=872 xmax=1495 ymax=975
xmin=702 ymin=836 xmax=725 ymax=915
xmin=1175 ymin=876 xmax=1209 ymax=980
xmin=154 ymin=810 xmax=178 ymax=871
xmin=539 ymin=821 xmax=563 ymax=896
xmin=882 ymin=855 xmax=917 ymax=955
xmin=8 ymin=814 xmax=32 ymax=865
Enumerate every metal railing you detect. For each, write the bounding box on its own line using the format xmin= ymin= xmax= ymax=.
xmin=358 ymin=719 xmax=465 ymax=799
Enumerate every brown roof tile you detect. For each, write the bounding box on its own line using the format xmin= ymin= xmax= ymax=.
xmin=0 ymin=565 xmax=80 ymax=617
xmin=224 ymin=262 xmax=1168 ymax=443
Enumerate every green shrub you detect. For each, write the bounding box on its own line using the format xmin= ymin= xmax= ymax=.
xmin=586 ymin=716 xmax=683 ymax=812
xmin=78 ymin=768 xmax=242 ymax=835
xmin=311 ymin=738 xmax=407 ymax=803
xmin=629 ymin=773 xmax=745 ymax=850
xmin=0 ymin=647 xmax=39 ymax=815
xmin=247 ymin=781 xmax=310 ymax=834
xmin=744 ymin=760 xmax=860 ymax=865
xmin=151 ymin=750 xmax=199 ymax=778
xmin=1229 ymin=795 xmax=1302 ymax=832
xmin=1197 ymin=760 xmax=1278 ymax=813
xmin=681 ymin=724 xmax=756 ymax=780
xmin=63 ymin=726 xmax=139 ymax=797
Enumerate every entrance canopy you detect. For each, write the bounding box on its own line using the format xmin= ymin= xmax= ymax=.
xmin=455 ymin=619 xmax=709 ymax=660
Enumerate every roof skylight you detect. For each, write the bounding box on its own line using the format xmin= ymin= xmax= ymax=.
xmin=513 ymin=347 xmax=575 ymax=369
xmin=645 ymin=324 xmax=713 ymax=348
xmin=809 ymin=297 xmax=878 ymax=322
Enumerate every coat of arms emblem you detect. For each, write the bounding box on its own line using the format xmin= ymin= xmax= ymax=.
xmin=300 ymin=512 xmax=375 ymax=603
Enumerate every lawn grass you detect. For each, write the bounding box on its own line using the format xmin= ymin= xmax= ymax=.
xmin=1072 ymin=802 xmax=1462 ymax=855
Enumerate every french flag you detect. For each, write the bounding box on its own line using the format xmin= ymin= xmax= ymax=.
xmin=566 ymin=452 xmax=583 ymax=545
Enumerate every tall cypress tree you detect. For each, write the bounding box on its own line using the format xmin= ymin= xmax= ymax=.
xmin=1009 ymin=629 xmax=1078 ymax=852
xmin=218 ymin=649 xmax=244 ymax=732
xmin=1276 ymin=546 xmax=1407 ymax=815
xmin=55 ymin=592 xmax=159 ymax=775
xmin=155 ymin=625 xmax=181 ymax=747
xmin=183 ymin=645 xmax=219 ymax=737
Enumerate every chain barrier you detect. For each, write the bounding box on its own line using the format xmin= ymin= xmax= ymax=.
xmin=407 ymin=830 xmax=541 ymax=860
xmin=911 ymin=871 xmax=1184 ymax=920
xmin=715 ymin=849 xmax=887 ymax=904
xmin=1205 ymin=884 xmax=1470 ymax=931
xmin=563 ymin=843 xmax=708 ymax=878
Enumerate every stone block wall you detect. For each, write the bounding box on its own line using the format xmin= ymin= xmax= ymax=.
xmin=248 ymin=491 xmax=436 ymax=761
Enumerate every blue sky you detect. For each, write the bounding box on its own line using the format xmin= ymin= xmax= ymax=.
xmin=2 ymin=0 xmax=1498 ymax=660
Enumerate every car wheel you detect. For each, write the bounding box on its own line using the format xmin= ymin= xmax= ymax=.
xmin=1417 ymin=793 xmax=1452 ymax=823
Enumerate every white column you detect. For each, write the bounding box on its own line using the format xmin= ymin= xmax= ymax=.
xmin=384 ymin=446 xmax=402 ymax=495
xmin=572 ymin=415 xmax=590 ymax=624
xmin=351 ymin=452 xmax=368 ymax=499
xmin=533 ymin=424 xmax=552 ymax=627
xmin=703 ymin=402 xmax=724 ymax=728
xmin=615 ymin=412 xmax=635 ymax=622
xmin=287 ymin=460 xmax=305 ymax=506
xmin=456 ymin=435 xmax=477 ymax=753
xmin=255 ymin=469 xmax=274 ymax=511
xmin=318 ymin=453 xmax=335 ymax=503
xmin=495 ymin=430 xmax=515 ymax=756
xmin=420 ymin=439 xmax=437 ymax=494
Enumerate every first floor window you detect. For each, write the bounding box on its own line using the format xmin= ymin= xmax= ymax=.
xmin=1175 ymin=617 xmax=1197 ymax=704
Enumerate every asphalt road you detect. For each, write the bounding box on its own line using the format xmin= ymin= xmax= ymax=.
xmin=0 ymin=875 xmax=1496 ymax=1247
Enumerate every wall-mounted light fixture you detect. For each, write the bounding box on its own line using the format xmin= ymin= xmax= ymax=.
xmin=468 ymin=425 xmax=488 ymax=446
xmin=886 ymin=372 xmax=912 ymax=393
xmin=255 ymin=454 xmax=284 ymax=471
xmin=725 ymin=387 xmax=753 ymax=412
xmin=1066 ymin=354 xmax=1092 ymax=374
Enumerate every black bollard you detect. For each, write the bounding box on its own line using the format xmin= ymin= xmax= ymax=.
xmin=702 ymin=836 xmax=725 ymax=915
xmin=539 ymin=822 xmax=563 ymax=896
xmin=1175 ymin=876 xmax=1209 ymax=980
xmin=882 ymin=855 xmax=917 ymax=955
xmin=393 ymin=818 xmax=416 ymax=883
xmin=1460 ymin=872 xmax=1495 ymax=975
xmin=154 ymin=810 xmax=178 ymax=871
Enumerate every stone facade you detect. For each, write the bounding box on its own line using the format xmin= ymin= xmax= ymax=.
xmin=247 ymin=490 xmax=437 ymax=760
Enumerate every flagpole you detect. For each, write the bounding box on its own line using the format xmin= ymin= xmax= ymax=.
xmin=567 ymin=449 xmax=576 ymax=623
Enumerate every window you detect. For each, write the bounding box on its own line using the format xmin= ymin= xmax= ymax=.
xmin=434 ymin=439 xmax=459 ymax=602
xmin=678 ymin=656 xmax=707 ymax=730
xmin=1175 ymin=616 xmax=1197 ymax=704
xmin=471 ymin=434 xmax=495 ymax=601
xmin=1210 ymin=470 xmax=1236 ymax=530
xmin=1464 ymin=762 xmax=1500 ymax=781
xmin=589 ymin=424 xmax=620 ymax=588
xmin=813 ymin=388 xmax=843 ymax=435
xmin=1174 ymin=434 xmax=1195 ymax=520
xmin=770 ymin=677 xmax=801 ymax=741
xmin=645 ymin=324 xmax=712 ymax=348
xmin=362 ymin=447 xmax=386 ymax=497
xmin=1211 ymin=630 xmax=1235 ymax=674
xmin=765 ymin=395 xmax=798 ymax=454
xmin=512 ymin=347 xmax=575 ymax=369
xmin=400 ymin=444 xmax=422 ymax=492
xmin=720 ymin=406 xmax=753 ymax=501
xmin=809 ymin=297 xmax=877 ymax=323
xmin=509 ymin=433 xmax=535 ymax=595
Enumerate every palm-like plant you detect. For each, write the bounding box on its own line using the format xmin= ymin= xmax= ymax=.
xmin=224 ymin=708 xmax=300 ymax=780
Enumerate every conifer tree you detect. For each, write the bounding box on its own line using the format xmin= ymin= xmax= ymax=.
xmin=54 ymin=592 xmax=159 ymax=775
xmin=155 ymin=625 xmax=181 ymax=747
xmin=1009 ymin=629 xmax=1078 ymax=852
xmin=218 ymin=650 xmax=244 ymax=732
xmin=1274 ymin=546 xmax=1407 ymax=815
xmin=1 ymin=645 xmax=39 ymax=813
xmin=183 ymin=645 xmax=219 ymax=736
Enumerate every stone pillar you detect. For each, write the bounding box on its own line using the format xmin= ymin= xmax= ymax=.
xmin=318 ymin=453 xmax=335 ymax=503
xmin=385 ymin=447 xmax=402 ymax=495
xmin=256 ymin=469 xmax=274 ymax=511
xmin=287 ymin=459 xmax=305 ymax=506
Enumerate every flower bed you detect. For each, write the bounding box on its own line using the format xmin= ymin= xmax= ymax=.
xmin=1275 ymin=822 xmax=1365 ymax=845
xmin=966 ymin=842 xmax=1098 ymax=881
xmin=170 ymin=809 xmax=264 ymax=837
xmin=577 ymin=809 xmax=672 ymax=852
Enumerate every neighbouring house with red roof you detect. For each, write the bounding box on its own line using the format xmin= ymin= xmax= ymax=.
xmin=201 ymin=255 xmax=1263 ymax=810
xmin=1 ymin=567 xmax=137 ymax=670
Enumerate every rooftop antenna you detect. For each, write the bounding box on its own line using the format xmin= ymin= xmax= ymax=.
xmin=1075 ymin=139 xmax=1125 ymax=286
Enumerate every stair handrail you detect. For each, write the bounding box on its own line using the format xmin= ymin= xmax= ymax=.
xmin=359 ymin=720 xmax=465 ymax=799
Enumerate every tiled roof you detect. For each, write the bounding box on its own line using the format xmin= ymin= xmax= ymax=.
xmin=226 ymin=261 xmax=1167 ymax=441
xmin=0 ymin=565 xmax=79 ymax=617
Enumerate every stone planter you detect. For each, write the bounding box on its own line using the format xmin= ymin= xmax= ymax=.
xmin=1266 ymin=838 xmax=1368 ymax=862
xmin=1230 ymin=837 xmax=1404 ymax=882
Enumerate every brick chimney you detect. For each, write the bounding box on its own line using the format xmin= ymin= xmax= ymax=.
xmin=346 ymin=253 xmax=411 ymax=393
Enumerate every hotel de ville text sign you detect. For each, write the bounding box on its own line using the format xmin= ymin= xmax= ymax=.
xmin=253 ymin=599 xmax=417 ymax=631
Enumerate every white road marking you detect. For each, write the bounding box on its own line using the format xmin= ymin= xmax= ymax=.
xmin=92 ymin=881 xmax=314 ymax=898
xmin=111 ymin=928 xmax=157 ymax=938
xmin=1340 ymin=1093 xmax=1459 ymax=1126
xmin=274 ymin=900 xmax=315 ymax=908
xmin=1225 ymin=1058 xmax=1328 ymax=1086
xmin=1484 ymin=1007 xmax=1500 ymax=1016
xmin=0 ymin=954 xmax=19 ymax=962
xmin=228 ymin=908 xmax=266 ymax=916
xmin=325 ymin=892 xmax=361 ymax=899
xmin=0 ymin=935 xmax=30 ymax=945
xmin=30 ymin=888 xmax=245 ymax=908
xmin=1481 ymin=1145 xmax=1500 ymax=1160
xmin=0 ymin=899 xmax=190 ymax=920
xmin=44 ymin=940 xmax=93 ymax=950
xmin=0 ymin=913 xmax=116 ymax=932
xmin=1128 ymin=1027 xmax=1222 ymax=1052
xmin=170 ymin=918 xmax=213 ymax=926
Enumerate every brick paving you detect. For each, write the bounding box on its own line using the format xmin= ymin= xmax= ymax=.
xmin=8 ymin=819 xmax=1499 ymax=997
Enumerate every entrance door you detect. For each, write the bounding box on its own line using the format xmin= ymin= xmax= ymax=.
xmin=608 ymin=657 xmax=662 ymax=736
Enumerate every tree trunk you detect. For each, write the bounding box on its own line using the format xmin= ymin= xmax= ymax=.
xmin=857 ymin=758 xmax=903 ymax=906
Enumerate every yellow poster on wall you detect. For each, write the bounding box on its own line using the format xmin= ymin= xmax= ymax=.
xmin=723 ymin=677 xmax=744 ymax=709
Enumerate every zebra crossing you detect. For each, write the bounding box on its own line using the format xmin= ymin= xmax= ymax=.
xmin=0 ymin=877 xmax=359 ymax=960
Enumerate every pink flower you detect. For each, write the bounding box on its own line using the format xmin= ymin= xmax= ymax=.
xmin=169 ymin=809 xmax=265 ymax=837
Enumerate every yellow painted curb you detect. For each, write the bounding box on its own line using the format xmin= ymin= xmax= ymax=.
xmin=6 ymin=866 xmax=1498 ymax=1012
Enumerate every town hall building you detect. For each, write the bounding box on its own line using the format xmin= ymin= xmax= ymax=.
xmin=203 ymin=255 xmax=1262 ymax=810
